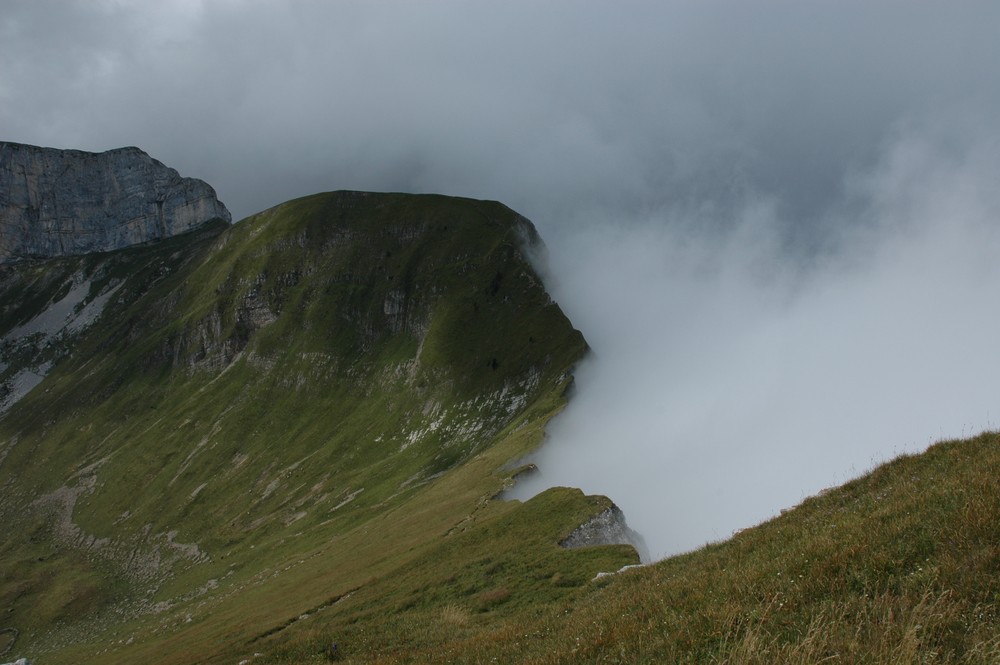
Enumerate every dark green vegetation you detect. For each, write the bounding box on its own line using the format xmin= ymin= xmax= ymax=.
xmin=0 ymin=192 xmax=634 ymax=663
xmin=2 ymin=190 xmax=999 ymax=664
xmin=387 ymin=432 xmax=1000 ymax=664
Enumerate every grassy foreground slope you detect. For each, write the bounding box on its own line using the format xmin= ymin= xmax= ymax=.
xmin=333 ymin=433 xmax=999 ymax=665
xmin=0 ymin=192 xmax=637 ymax=664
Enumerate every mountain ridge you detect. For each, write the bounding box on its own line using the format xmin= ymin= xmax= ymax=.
xmin=0 ymin=142 xmax=231 ymax=264
xmin=4 ymin=155 xmax=997 ymax=665
xmin=0 ymin=188 xmax=639 ymax=664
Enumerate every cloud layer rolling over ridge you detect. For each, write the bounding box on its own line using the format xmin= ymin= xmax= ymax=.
xmin=3 ymin=1 xmax=1000 ymax=559
xmin=513 ymin=119 xmax=1000 ymax=558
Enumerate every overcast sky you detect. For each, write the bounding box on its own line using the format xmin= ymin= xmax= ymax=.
xmin=4 ymin=1 xmax=1000 ymax=559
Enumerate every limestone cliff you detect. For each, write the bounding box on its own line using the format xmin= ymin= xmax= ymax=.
xmin=560 ymin=504 xmax=651 ymax=562
xmin=0 ymin=142 xmax=231 ymax=263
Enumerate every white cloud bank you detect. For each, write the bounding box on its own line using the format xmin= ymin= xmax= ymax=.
xmin=512 ymin=117 xmax=1000 ymax=559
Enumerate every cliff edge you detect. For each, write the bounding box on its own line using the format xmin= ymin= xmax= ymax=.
xmin=0 ymin=142 xmax=231 ymax=263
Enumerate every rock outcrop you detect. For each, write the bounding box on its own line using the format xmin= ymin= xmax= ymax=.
xmin=560 ymin=504 xmax=651 ymax=562
xmin=0 ymin=142 xmax=230 ymax=263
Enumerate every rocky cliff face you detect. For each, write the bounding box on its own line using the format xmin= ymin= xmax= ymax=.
xmin=0 ymin=142 xmax=231 ymax=263
xmin=560 ymin=504 xmax=651 ymax=562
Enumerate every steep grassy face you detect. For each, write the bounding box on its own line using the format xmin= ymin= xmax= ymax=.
xmin=0 ymin=220 xmax=231 ymax=645
xmin=0 ymin=192 xmax=634 ymax=663
xmin=0 ymin=220 xmax=229 ymax=414
xmin=362 ymin=433 xmax=1000 ymax=665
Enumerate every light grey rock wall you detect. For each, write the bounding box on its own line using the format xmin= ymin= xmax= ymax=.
xmin=0 ymin=142 xmax=230 ymax=263
xmin=560 ymin=504 xmax=651 ymax=562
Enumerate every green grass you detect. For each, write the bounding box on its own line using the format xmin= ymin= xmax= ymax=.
xmin=0 ymin=191 xmax=619 ymax=664
xmin=4 ymin=191 xmax=998 ymax=664
xmin=318 ymin=433 xmax=999 ymax=664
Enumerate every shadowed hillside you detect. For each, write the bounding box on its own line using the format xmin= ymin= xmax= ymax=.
xmin=0 ymin=191 xmax=637 ymax=664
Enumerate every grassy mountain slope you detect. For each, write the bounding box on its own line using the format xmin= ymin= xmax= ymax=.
xmin=0 ymin=191 xmax=636 ymax=664
xmin=3 ymin=189 xmax=998 ymax=664
xmin=263 ymin=433 xmax=1000 ymax=665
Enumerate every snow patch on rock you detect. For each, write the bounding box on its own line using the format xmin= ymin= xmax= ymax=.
xmin=0 ymin=270 xmax=123 ymax=415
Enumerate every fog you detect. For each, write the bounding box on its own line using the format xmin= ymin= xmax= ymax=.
xmin=3 ymin=1 xmax=1000 ymax=559
xmin=512 ymin=119 xmax=1000 ymax=558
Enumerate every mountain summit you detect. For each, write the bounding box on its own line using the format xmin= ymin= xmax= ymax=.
xmin=0 ymin=142 xmax=230 ymax=263
xmin=0 ymin=187 xmax=638 ymax=663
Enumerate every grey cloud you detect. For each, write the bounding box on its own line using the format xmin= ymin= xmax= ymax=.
xmin=6 ymin=1 xmax=997 ymax=222
xmin=514 ymin=117 xmax=1000 ymax=558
